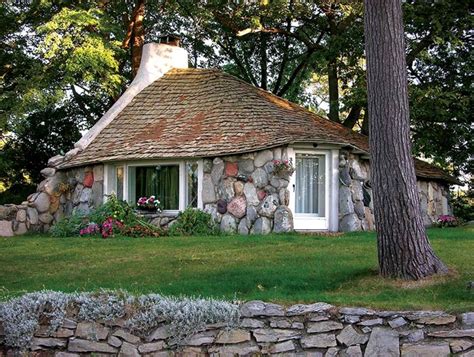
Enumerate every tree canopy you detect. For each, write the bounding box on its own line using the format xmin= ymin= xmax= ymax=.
xmin=0 ymin=0 xmax=471 ymax=199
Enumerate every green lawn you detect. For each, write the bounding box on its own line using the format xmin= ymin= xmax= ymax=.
xmin=0 ymin=227 xmax=472 ymax=312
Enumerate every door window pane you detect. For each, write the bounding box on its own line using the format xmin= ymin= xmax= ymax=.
xmin=186 ymin=161 xmax=198 ymax=208
xmin=116 ymin=166 xmax=124 ymax=200
xmin=295 ymin=154 xmax=326 ymax=216
xmin=135 ymin=165 xmax=179 ymax=210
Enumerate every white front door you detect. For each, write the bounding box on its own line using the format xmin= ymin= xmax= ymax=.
xmin=289 ymin=150 xmax=330 ymax=230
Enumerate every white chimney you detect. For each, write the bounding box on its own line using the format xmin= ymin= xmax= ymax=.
xmin=73 ymin=40 xmax=188 ymax=152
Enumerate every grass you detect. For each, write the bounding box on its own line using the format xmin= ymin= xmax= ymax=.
xmin=0 ymin=227 xmax=472 ymax=312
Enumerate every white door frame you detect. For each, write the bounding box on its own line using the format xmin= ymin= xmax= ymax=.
xmin=288 ymin=147 xmax=339 ymax=231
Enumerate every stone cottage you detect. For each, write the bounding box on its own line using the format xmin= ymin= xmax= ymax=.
xmin=0 ymin=38 xmax=458 ymax=236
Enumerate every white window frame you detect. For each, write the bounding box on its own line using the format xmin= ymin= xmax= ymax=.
xmin=288 ymin=147 xmax=339 ymax=231
xmin=104 ymin=159 xmax=203 ymax=213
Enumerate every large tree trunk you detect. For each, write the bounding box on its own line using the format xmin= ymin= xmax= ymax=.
xmin=364 ymin=0 xmax=447 ymax=279
xmin=327 ymin=59 xmax=340 ymax=122
xmin=123 ymin=0 xmax=145 ymax=78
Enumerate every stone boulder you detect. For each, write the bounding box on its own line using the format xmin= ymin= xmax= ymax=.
xmin=251 ymin=217 xmax=272 ymax=234
xmin=273 ymin=206 xmax=293 ymax=233
xmin=227 ymin=196 xmax=247 ymax=219
xmin=251 ymin=168 xmax=268 ymax=188
xmin=258 ymin=194 xmax=279 ymax=218
xmin=254 ymin=150 xmax=273 ymax=167
xmin=220 ymin=214 xmax=237 ymax=233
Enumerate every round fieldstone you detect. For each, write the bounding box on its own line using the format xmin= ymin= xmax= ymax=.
xmin=258 ymin=194 xmax=279 ymax=218
xmin=227 ymin=196 xmax=247 ymax=218
xmin=211 ymin=158 xmax=225 ymax=185
xmin=279 ymin=188 xmax=290 ymax=206
xmin=27 ymin=207 xmax=38 ymax=225
xmin=339 ymin=186 xmax=354 ymax=216
xmin=238 ymin=218 xmax=249 ymax=235
xmin=217 ymin=179 xmax=235 ymax=201
xmin=33 ymin=192 xmax=50 ymax=213
xmin=243 ymin=183 xmax=259 ymax=206
xmin=80 ymin=188 xmax=93 ymax=204
xmin=202 ymin=174 xmax=216 ymax=204
xmin=351 ymin=180 xmax=364 ymax=201
xmin=220 ymin=214 xmax=237 ymax=233
xmin=257 ymin=190 xmax=267 ymax=201
xmin=251 ymin=217 xmax=272 ymax=234
xmin=234 ymin=181 xmax=244 ymax=196
xmin=217 ymin=199 xmax=227 ymax=214
xmin=39 ymin=212 xmax=54 ymax=224
xmin=83 ymin=171 xmax=94 ymax=188
xmin=246 ymin=205 xmax=258 ymax=224
xmin=16 ymin=209 xmax=27 ymax=222
xmin=238 ymin=160 xmax=254 ymax=174
xmin=251 ymin=168 xmax=268 ymax=188
xmin=273 ymin=147 xmax=282 ymax=160
xmin=225 ymin=162 xmax=238 ymax=177
xmin=354 ymin=200 xmax=366 ymax=219
xmin=254 ymin=150 xmax=273 ymax=167
xmin=40 ymin=167 xmax=56 ymax=178
xmin=263 ymin=161 xmax=274 ymax=174
xmin=340 ymin=214 xmax=362 ymax=232
xmin=273 ymin=206 xmax=293 ymax=233
xmin=340 ymin=165 xmax=352 ymax=186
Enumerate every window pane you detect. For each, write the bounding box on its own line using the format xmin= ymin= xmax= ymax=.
xmin=186 ymin=161 xmax=198 ymax=208
xmin=295 ymin=154 xmax=326 ymax=216
xmin=135 ymin=165 xmax=179 ymax=210
xmin=116 ymin=166 xmax=124 ymax=201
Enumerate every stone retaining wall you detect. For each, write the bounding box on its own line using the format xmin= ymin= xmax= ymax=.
xmin=1 ymin=301 xmax=473 ymax=356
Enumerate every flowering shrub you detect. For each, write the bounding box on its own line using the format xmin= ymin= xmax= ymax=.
xmin=436 ymin=215 xmax=460 ymax=228
xmin=52 ymin=194 xmax=163 ymax=238
xmin=272 ymin=159 xmax=295 ymax=176
xmin=137 ymin=195 xmax=161 ymax=212
xmin=79 ymin=223 xmax=100 ymax=236
xmin=101 ymin=217 xmax=124 ymax=238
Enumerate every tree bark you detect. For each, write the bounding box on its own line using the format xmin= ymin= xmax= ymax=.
xmin=123 ymin=0 xmax=145 ymax=78
xmin=364 ymin=0 xmax=447 ymax=279
xmin=327 ymin=59 xmax=340 ymax=122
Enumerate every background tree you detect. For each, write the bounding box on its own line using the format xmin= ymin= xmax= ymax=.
xmin=364 ymin=0 xmax=447 ymax=279
xmin=0 ymin=0 xmax=471 ymax=203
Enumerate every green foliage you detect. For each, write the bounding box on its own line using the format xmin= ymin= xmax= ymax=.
xmin=451 ymin=190 xmax=474 ymax=223
xmin=51 ymin=194 xmax=164 ymax=238
xmin=50 ymin=212 xmax=89 ymax=238
xmin=168 ymin=208 xmax=219 ymax=236
xmin=89 ymin=193 xmax=138 ymax=226
xmin=0 ymin=183 xmax=36 ymax=205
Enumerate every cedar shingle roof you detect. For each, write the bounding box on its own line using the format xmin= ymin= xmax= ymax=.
xmin=60 ymin=68 xmax=457 ymax=184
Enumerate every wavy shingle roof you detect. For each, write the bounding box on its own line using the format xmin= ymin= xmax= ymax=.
xmin=60 ymin=68 xmax=457 ymax=184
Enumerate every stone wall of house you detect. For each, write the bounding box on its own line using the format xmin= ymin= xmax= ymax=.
xmin=418 ymin=179 xmax=451 ymax=226
xmin=201 ymin=147 xmax=294 ymax=234
xmin=339 ymin=151 xmax=452 ymax=232
xmin=339 ymin=151 xmax=375 ymax=232
xmin=0 ymin=161 xmax=104 ymax=237
xmin=1 ymin=301 xmax=473 ymax=356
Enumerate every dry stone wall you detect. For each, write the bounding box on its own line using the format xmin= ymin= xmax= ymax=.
xmin=202 ymin=147 xmax=294 ymax=235
xmin=1 ymin=301 xmax=473 ymax=356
